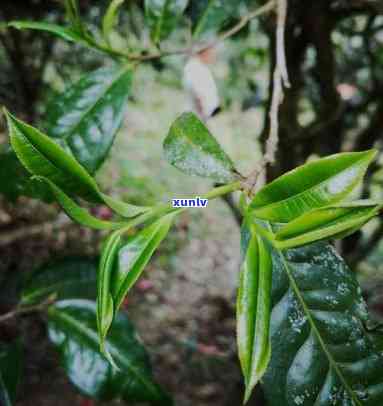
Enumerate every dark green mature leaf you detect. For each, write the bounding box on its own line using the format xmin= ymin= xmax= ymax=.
xmin=113 ymin=213 xmax=175 ymax=310
xmin=0 ymin=374 xmax=12 ymax=406
xmin=190 ymin=0 xmax=237 ymax=40
xmin=97 ymin=214 xmax=174 ymax=356
xmin=45 ymin=66 xmax=133 ymax=174
xmin=237 ymin=223 xmax=272 ymax=403
xmin=164 ymin=112 xmax=238 ymax=183
xmin=48 ymin=300 xmax=172 ymax=404
xmin=5 ymin=110 xmax=149 ymax=217
xmin=275 ymin=201 xmax=382 ymax=249
xmin=250 ymin=150 xmax=377 ymax=222
xmin=0 ymin=341 xmax=22 ymax=404
xmin=21 ymin=257 xmax=98 ymax=305
xmin=8 ymin=21 xmax=84 ymax=43
xmin=0 ymin=150 xmax=52 ymax=202
xmin=145 ymin=0 xmax=189 ymax=44
xmin=262 ymin=239 xmax=383 ymax=406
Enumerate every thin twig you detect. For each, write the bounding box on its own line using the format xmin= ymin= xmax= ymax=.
xmin=244 ymin=0 xmax=290 ymax=193
xmin=0 ymin=295 xmax=56 ymax=323
xmin=102 ymin=0 xmax=276 ymax=62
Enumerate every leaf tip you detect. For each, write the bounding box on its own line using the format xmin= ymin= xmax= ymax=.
xmin=243 ymin=385 xmax=253 ymax=405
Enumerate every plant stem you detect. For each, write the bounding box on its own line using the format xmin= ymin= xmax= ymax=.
xmin=112 ymin=181 xmax=242 ymax=232
xmin=92 ymin=1 xmax=276 ymax=62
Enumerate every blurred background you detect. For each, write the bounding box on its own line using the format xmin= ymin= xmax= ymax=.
xmin=0 ymin=1 xmax=382 ymax=405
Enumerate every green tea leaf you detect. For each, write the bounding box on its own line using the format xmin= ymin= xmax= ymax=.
xmin=0 ymin=341 xmax=22 ymax=404
xmin=5 ymin=109 xmax=101 ymax=203
xmin=250 ymin=150 xmax=377 ymax=222
xmin=97 ymin=230 xmax=123 ymax=355
xmin=8 ymin=21 xmax=84 ymax=43
xmin=37 ymin=177 xmax=122 ymax=230
xmin=262 ymin=240 xmax=383 ymax=405
xmin=275 ymin=200 xmax=382 ymax=249
xmin=237 ymin=223 xmax=272 ymax=403
xmin=48 ymin=299 xmax=172 ymax=404
xmin=164 ymin=112 xmax=238 ymax=183
xmin=0 ymin=150 xmax=52 ymax=202
xmin=5 ymin=110 xmax=149 ymax=218
xmin=22 ymin=257 xmax=98 ymax=305
xmin=97 ymin=214 xmax=174 ymax=355
xmin=190 ymin=0 xmax=237 ymax=40
xmin=113 ymin=213 xmax=175 ymax=310
xmin=45 ymin=66 xmax=133 ymax=174
xmin=102 ymin=0 xmax=125 ymax=42
xmin=145 ymin=0 xmax=189 ymax=44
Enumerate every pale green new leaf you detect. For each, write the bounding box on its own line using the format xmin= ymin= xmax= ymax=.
xmin=112 ymin=213 xmax=175 ymax=310
xmin=97 ymin=214 xmax=174 ymax=357
xmin=164 ymin=112 xmax=238 ymax=183
xmin=275 ymin=200 xmax=382 ymax=249
xmin=237 ymin=222 xmax=272 ymax=404
xmin=5 ymin=109 xmax=101 ymax=202
xmin=5 ymin=110 xmax=149 ymax=218
xmin=250 ymin=150 xmax=377 ymax=222
xmin=97 ymin=230 xmax=123 ymax=358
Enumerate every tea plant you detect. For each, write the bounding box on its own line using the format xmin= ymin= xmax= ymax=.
xmin=1 ymin=1 xmax=383 ymax=405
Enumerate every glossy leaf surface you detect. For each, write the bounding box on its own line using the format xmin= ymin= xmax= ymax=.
xmin=21 ymin=257 xmax=98 ymax=305
xmin=45 ymin=66 xmax=132 ymax=174
xmin=275 ymin=201 xmax=382 ymax=249
xmin=0 ymin=150 xmax=52 ymax=202
xmin=48 ymin=300 xmax=172 ymax=404
xmin=113 ymin=213 xmax=175 ymax=310
xmin=250 ymin=150 xmax=377 ymax=222
xmin=5 ymin=111 xmax=148 ymax=217
xmin=37 ymin=177 xmax=121 ymax=230
xmin=164 ymin=112 xmax=237 ymax=183
xmin=8 ymin=21 xmax=83 ymax=43
xmin=237 ymin=223 xmax=272 ymax=403
xmin=190 ymin=0 xmax=237 ymax=40
xmin=263 ymin=240 xmax=383 ymax=405
xmin=97 ymin=214 xmax=174 ymax=355
xmin=5 ymin=110 xmax=101 ymax=203
xmin=97 ymin=230 xmax=123 ymax=355
xmin=0 ymin=341 xmax=22 ymax=404
xmin=145 ymin=0 xmax=189 ymax=44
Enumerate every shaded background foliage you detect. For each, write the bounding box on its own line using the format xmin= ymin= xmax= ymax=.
xmin=0 ymin=0 xmax=383 ymax=405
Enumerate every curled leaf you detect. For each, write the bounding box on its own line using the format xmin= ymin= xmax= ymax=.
xmin=250 ymin=150 xmax=377 ymax=222
xmin=237 ymin=222 xmax=272 ymax=403
xmin=275 ymin=200 xmax=382 ymax=249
